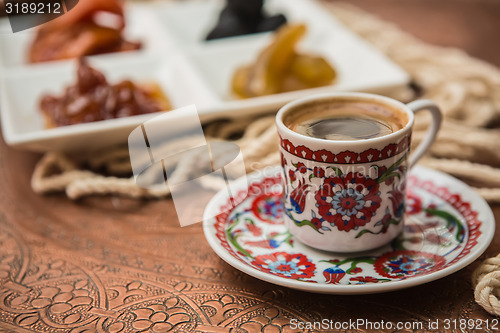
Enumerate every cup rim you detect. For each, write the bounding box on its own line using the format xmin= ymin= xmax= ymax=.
xmin=276 ymin=92 xmax=415 ymax=145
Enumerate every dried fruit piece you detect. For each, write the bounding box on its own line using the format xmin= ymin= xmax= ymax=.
xmin=290 ymin=54 xmax=337 ymax=87
xmin=40 ymin=58 xmax=170 ymax=128
xmin=232 ymin=24 xmax=337 ymax=98
xmin=29 ymin=0 xmax=141 ymax=63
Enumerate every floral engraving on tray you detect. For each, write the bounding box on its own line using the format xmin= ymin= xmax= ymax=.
xmin=0 ymin=215 xmax=318 ymax=332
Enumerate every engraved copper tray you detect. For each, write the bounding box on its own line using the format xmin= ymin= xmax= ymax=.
xmin=1 ymin=0 xmax=500 ymax=331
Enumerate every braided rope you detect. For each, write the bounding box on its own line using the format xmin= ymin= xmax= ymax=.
xmin=473 ymin=256 xmax=500 ymax=316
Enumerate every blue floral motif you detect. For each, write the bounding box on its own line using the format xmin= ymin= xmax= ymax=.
xmin=268 ymin=260 xmax=299 ymax=276
xmin=374 ymin=251 xmax=446 ymax=278
xmin=251 ymin=252 xmax=316 ymax=279
xmin=252 ymin=194 xmax=283 ymax=223
xmin=387 ymin=257 xmax=431 ymax=274
xmin=264 ymin=201 xmax=282 ymax=218
xmin=331 ymin=188 xmax=365 ymax=217
xmin=269 ymin=239 xmax=281 ymax=248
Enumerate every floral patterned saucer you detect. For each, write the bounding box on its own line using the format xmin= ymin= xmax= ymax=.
xmin=203 ymin=166 xmax=494 ymax=294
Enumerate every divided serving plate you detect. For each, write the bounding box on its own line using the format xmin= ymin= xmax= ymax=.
xmin=0 ymin=0 xmax=409 ymax=152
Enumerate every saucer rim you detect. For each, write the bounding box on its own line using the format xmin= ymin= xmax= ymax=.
xmin=202 ymin=165 xmax=495 ymax=294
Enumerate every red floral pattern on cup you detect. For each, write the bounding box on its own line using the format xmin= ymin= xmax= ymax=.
xmin=289 ymin=179 xmax=310 ymax=214
xmin=315 ymin=173 xmax=382 ymax=231
xmin=279 ymin=135 xmax=410 ymax=164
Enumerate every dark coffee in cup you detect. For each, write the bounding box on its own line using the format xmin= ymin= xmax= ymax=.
xmin=284 ymin=100 xmax=408 ymax=141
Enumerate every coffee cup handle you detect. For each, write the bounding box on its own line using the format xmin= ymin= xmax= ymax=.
xmin=406 ymin=99 xmax=442 ymax=167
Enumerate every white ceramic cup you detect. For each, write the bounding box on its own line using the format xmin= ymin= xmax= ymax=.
xmin=276 ymin=92 xmax=442 ymax=252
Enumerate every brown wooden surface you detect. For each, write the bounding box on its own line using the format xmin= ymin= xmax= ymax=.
xmin=1 ymin=0 xmax=500 ymax=332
